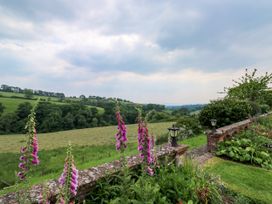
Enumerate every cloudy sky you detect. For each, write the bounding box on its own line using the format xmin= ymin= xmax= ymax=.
xmin=0 ymin=0 xmax=272 ymax=105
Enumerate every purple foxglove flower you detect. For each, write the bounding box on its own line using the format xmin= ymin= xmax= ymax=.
xmin=31 ymin=129 xmax=40 ymax=165
xmin=32 ymin=155 xmax=40 ymax=165
xmin=18 ymin=162 xmax=26 ymax=169
xmin=58 ymin=146 xmax=79 ymax=200
xmin=17 ymin=106 xmax=39 ymax=182
xmin=115 ymin=111 xmax=127 ymax=151
xmin=137 ymin=118 xmax=156 ymax=176
xmin=17 ymin=172 xmax=25 ymax=180
xmin=70 ymin=165 xmax=79 ymax=196
xmin=20 ymin=146 xmax=27 ymax=154
xmin=19 ymin=156 xmax=27 ymax=161
xmin=147 ymin=166 xmax=154 ymax=176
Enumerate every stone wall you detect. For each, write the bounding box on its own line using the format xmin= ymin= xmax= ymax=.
xmin=0 ymin=144 xmax=188 ymax=204
xmin=207 ymin=112 xmax=272 ymax=152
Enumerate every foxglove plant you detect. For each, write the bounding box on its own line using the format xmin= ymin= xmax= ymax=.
xmin=17 ymin=104 xmax=40 ymax=181
xmin=58 ymin=143 xmax=79 ymax=203
xmin=137 ymin=114 xmax=156 ymax=176
xmin=115 ymin=109 xmax=128 ymax=152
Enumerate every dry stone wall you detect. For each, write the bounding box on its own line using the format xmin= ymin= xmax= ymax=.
xmin=207 ymin=112 xmax=272 ymax=152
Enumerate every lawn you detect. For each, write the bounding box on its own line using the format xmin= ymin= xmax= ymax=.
xmin=205 ymin=157 xmax=272 ymax=204
xmin=180 ymin=133 xmax=206 ymax=149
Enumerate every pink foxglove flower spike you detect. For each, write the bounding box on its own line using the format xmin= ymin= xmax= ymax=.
xmin=17 ymin=102 xmax=40 ymax=181
xmin=115 ymin=110 xmax=127 ymax=152
xmin=58 ymin=143 xmax=78 ymax=203
xmin=137 ymin=114 xmax=156 ymax=176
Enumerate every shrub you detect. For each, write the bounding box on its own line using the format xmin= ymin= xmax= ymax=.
xmin=199 ymin=99 xmax=252 ymax=128
xmin=176 ymin=116 xmax=202 ymax=136
xmin=259 ymin=104 xmax=270 ymax=114
xmin=85 ymin=160 xmax=223 ymax=204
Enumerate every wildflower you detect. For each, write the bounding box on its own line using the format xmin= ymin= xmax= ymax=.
xmin=32 ymin=128 xmax=40 ymax=165
xmin=17 ymin=103 xmax=40 ymax=181
xmin=147 ymin=166 xmax=154 ymax=176
xmin=17 ymin=172 xmax=25 ymax=180
xmin=20 ymin=146 xmax=27 ymax=154
xmin=58 ymin=143 xmax=79 ymax=202
xmin=115 ymin=110 xmax=127 ymax=151
xmin=137 ymin=116 xmax=156 ymax=176
xmin=70 ymin=164 xmax=79 ymax=196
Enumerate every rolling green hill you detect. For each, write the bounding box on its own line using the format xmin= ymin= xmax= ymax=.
xmin=0 ymin=91 xmax=104 ymax=115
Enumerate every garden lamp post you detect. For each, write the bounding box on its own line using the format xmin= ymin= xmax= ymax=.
xmin=210 ymin=119 xmax=217 ymax=132
xmin=168 ymin=124 xmax=180 ymax=147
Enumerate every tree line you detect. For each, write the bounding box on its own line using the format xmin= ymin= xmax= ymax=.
xmin=0 ymin=100 xmax=176 ymax=134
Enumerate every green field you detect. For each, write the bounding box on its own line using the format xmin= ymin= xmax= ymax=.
xmin=205 ymin=157 xmax=272 ymax=203
xmin=0 ymin=91 xmax=59 ymax=101
xmin=0 ymin=97 xmax=37 ymax=113
xmin=0 ymin=92 xmax=104 ymax=115
xmin=0 ymin=122 xmax=206 ymax=193
xmin=0 ymin=122 xmax=173 ymax=153
xmin=0 ymin=122 xmax=207 ymax=195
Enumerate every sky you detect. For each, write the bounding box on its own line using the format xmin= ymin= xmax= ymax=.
xmin=0 ymin=0 xmax=272 ymax=105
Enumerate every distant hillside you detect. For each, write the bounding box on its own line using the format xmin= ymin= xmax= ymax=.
xmin=0 ymin=84 xmax=170 ymax=135
xmin=166 ymin=104 xmax=206 ymax=112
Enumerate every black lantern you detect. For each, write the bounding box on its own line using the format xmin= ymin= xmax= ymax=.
xmin=210 ymin=119 xmax=217 ymax=132
xmin=168 ymin=124 xmax=180 ymax=147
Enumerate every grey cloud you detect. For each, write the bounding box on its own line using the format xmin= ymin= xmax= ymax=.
xmin=1 ymin=0 xmax=272 ymax=103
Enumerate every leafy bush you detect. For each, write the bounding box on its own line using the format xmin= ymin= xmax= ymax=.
xmin=259 ymin=104 xmax=270 ymax=114
xmin=199 ymin=99 xmax=252 ymax=128
xmin=176 ymin=116 xmax=202 ymax=137
xmin=216 ymin=131 xmax=272 ymax=169
xmin=85 ymin=160 xmax=223 ymax=204
xmin=145 ymin=110 xmax=173 ymax=123
xmin=252 ymin=116 xmax=272 ymax=139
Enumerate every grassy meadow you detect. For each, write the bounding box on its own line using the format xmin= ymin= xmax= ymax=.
xmin=205 ymin=157 xmax=272 ymax=203
xmin=0 ymin=122 xmax=173 ymax=153
xmin=0 ymin=97 xmax=37 ymax=114
xmin=0 ymin=92 xmax=104 ymax=115
xmin=0 ymin=91 xmax=60 ymax=101
xmin=0 ymin=122 xmax=180 ymax=193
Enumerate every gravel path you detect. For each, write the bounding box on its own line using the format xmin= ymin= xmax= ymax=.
xmin=185 ymin=145 xmax=214 ymax=166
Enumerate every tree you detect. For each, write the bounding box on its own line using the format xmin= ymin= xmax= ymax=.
xmin=0 ymin=113 xmax=18 ymax=133
xmin=0 ymin=103 xmax=5 ymax=116
xmin=40 ymin=111 xmax=63 ymax=132
xmin=263 ymin=90 xmax=272 ymax=108
xmin=91 ymin=117 xmax=98 ymax=127
xmin=63 ymin=113 xmax=75 ymax=129
xmin=199 ymin=99 xmax=252 ymax=128
xmin=226 ymin=69 xmax=272 ymax=114
xmin=16 ymin=102 xmax=32 ymax=119
xmin=172 ymin=108 xmax=190 ymax=116
xmin=74 ymin=114 xmax=87 ymax=128
xmin=24 ymin=89 xmax=34 ymax=99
